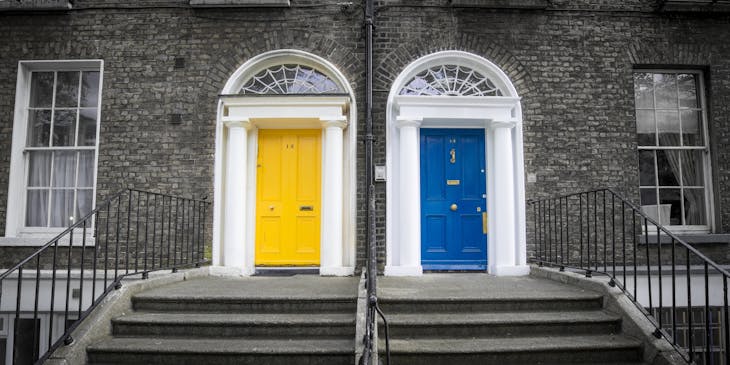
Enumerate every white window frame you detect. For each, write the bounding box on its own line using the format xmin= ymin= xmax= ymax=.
xmin=4 ymin=60 xmax=103 ymax=242
xmin=634 ymin=69 xmax=714 ymax=234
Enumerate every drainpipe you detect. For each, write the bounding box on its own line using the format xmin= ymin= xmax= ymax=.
xmin=363 ymin=0 xmax=377 ymax=363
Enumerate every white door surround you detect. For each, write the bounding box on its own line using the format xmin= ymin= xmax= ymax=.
xmin=212 ymin=50 xmax=357 ymax=276
xmin=385 ymin=51 xmax=529 ymax=277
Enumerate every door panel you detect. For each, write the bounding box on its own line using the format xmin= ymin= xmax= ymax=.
xmin=425 ymin=215 xmax=447 ymax=253
xmin=256 ymin=129 xmax=321 ymax=266
xmin=420 ymin=128 xmax=487 ymax=270
xmin=259 ymin=217 xmax=282 ymax=254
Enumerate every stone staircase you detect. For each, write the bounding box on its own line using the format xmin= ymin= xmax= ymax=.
xmin=85 ymin=276 xmax=358 ymax=365
xmin=378 ymin=274 xmax=647 ymax=365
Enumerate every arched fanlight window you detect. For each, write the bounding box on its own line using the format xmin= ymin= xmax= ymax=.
xmin=239 ymin=64 xmax=343 ymax=94
xmin=399 ymin=64 xmax=504 ymax=96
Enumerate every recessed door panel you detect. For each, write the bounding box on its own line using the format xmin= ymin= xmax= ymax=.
xmin=425 ymin=215 xmax=447 ymax=253
xmin=420 ymin=128 xmax=487 ymax=270
xmin=260 ymin=217 xmax=282 ymax=254
xmin=424 ymin=136 xmax=446 ymax=201
xmin=256 ymin=129 xmax=321 ymax=266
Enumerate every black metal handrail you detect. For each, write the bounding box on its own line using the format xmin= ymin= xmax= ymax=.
xmin=0 ymin=188 xmax=211 ymax=365
xmin=528 ymin=188 xmax=729 ymax=365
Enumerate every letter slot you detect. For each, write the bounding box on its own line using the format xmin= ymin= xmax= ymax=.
xmin=299 ymin=205 xmax=314 ymax=211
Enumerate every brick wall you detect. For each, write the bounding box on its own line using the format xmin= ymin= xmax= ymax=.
xmin=0 ymin=0 xmax=728 ymax=268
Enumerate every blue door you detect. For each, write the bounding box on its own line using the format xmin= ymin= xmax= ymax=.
xmin=420 ymin=128 xmax=487 ymax=270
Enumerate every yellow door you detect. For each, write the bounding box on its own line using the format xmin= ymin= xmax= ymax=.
xmin=255 ymin=129 xmax=321 ymax=266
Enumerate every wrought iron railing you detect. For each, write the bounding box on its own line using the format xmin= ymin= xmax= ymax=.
xmin=528 ymin=188 xmax=729 ymax=365
xmin=0 ymin=188 xmax=211 ymax=364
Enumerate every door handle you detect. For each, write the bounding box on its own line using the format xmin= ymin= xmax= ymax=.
xmin=299 ymin=205 xmax=314 ymax=211
xmin=482 ymin=212 xmax=488 ymax=234
xmin=450 ymin=204 xmax=458 ymax=211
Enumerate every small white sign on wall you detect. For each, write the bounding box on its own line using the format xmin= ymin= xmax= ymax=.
xmin=374 ymin=165 xmax=386 ymax=182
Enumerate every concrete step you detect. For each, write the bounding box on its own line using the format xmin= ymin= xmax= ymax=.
xmin=113 ymin=312 xmax=355 ymax=338
xmin=87 ymin=337 xmax=355 ymax=365
xmin=379 ymin=335 xmax=643 ymax=364
xmin=378 ymin=295 xmax=604 ymax=313
xmin=132 ymin=295 xmax=356 ymax=313
xmin=379 ymin=310 xmax=621 ymax=338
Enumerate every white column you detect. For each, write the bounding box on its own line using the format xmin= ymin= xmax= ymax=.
xmin=320 ymin=120 xmax=347 ymax=276
xmin=491 ymin=122 xmax=529 ymax=276
xmin=395 ymin=119 xmax=423 ymax=275
xmin=220 ymin=120 xmax=253 ymax=275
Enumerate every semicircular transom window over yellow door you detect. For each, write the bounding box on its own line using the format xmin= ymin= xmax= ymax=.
xmin=255 ymin=129 xmax=321 ymax=266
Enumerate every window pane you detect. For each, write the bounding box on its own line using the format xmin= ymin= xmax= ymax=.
xmin=52 ymin=109 xmax=77 ymax=147
xmin=634 ymin=73 xmax=654 ymax=108
xmin=640 ymin=188 xmax=657 ymax=205
xmin=76 ymin=189 xmax=93 ymax=220
xmin=12 ymin=318 xmax=40 ymax=365
xmin=680 ymin=150 xmax=704 ymax=187
xmin=26 ymin=190 xmax=49 ymax=227
xmin=656 ymin=150 xmax=680 ymax=186
xmin=29 ymin=72 xmax=54 ymax=108
xmin=659 ymin=189 xmax=682 ymax=225
xmin=55 ymin=71 xmax=80 ymax=108
xmin=678 ymin=73 xmax=698 ymax=108
xmin=655 ymin=74 xmax=678 ymax=108
xmin=684 ymin=189 xmax=706 ymax=225
xmin=27 ymin=109 xmax=51 ymax=147
xmin=28 ymin=151 xmax=52 ymax=187
xmin=681 ymin=110 xmax=703 ymax=146
xmin=50 ymin=189 xmax=75 ymax=227
xmin=636 ymin=110 xmax=656 ymax=146
xmin=80 ymin=71 xmax=100 ymax=107
xmin=77 ymin=108 xmax=97 ymax=146
xmin=641 ymin=188 xmax=665 ymax=225
xmin=77 ymin=151 xmax=95 ymax=187
xmin=51 ymin=151 xmax=77 ymax=188
xmin=657 ymin=110 xmax=680 ymax=146
xmin=639 ymin=150 xmax=656 ymax=186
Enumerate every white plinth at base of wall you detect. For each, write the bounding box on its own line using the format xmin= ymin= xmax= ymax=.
xmin=384 ymin=265 xmax=424 ymax=276
xmin=491 ymin=265 xmax=530 ymax=277
xmin=320 ymin=266 xmax=355 ymax=276
xmin=209 ymin=265 xmax=254 ymax=277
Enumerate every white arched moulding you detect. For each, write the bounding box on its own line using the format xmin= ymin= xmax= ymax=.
xmin=213 ymin=49 xmax=357 ymax=276
xmin=385 ymin=50 xmax=529 ymax=277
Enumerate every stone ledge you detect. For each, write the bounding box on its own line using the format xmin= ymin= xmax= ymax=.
xmin=189 ymin=0 xmax=290 ymax=7
xmin=640 ymin=233 xmax=730 ymax=245
xmin=660 ymin=0 xmax=730 ymax=12
xmin=450 ymin=0 xmax=548 ymax=9
xmin=0 ymin=235 xmax=96 ymax=247
xmin=0 ymin=0 xmax=70 ymax=11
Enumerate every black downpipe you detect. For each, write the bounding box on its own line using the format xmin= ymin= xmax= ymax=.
xmin=363 ymin=0 xmax=378 ymax=364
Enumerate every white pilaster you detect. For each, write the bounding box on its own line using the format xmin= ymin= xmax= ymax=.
xmin=394 ymin=119 xmax=423 ymax=276
xmin=491 ymin=122 xmax=529 ymax=276
xmin=320 ymin=120 xmax=347 ymax=276
xmin=222 ymin=120 xmax=253 ymax=275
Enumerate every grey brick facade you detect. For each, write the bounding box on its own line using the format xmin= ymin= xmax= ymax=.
xmin=1 ymin=0 xmax=729 ymax=268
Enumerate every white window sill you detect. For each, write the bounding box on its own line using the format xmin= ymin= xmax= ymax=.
xmin=639 ymin=233 xmax=730 ymax=245
xmin=189 ymin=0 xmax=290 ymax=7
xmin=450 ymin=0 xmax=548 ymax=9
xmin=0 ymin=235 xmax=96 ymax=247
xmin=0 ymin=0 xmax=72 ymax=11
